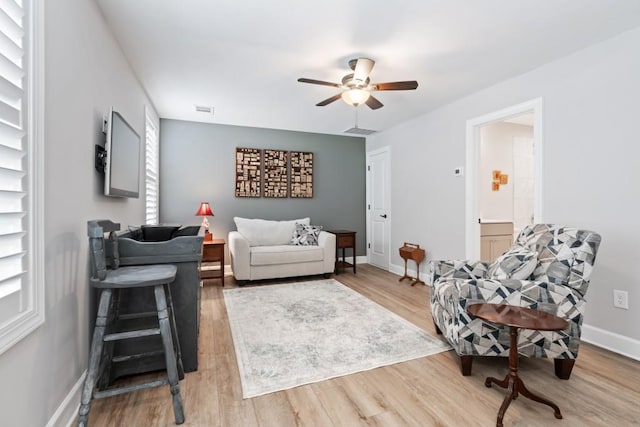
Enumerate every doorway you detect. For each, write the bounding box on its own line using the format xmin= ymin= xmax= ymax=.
xmin=366 ymin=146 xmax=390 ymax=270
xmin=465 ymin=98 xmax=543 ymax=260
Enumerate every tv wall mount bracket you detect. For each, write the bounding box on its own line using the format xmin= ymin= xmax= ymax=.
xmin=95 ymin=144 xmax=106 ymax=173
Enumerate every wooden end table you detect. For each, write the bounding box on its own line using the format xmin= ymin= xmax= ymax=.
xmin=201 ymin=238 xmax=225 ymax=286
xmin=398 ymin=242 xmax=426 ymax=286
xmin=466 ymin=303 xmax=569 ymax=427
xmin=327 ymin=230 xmax=356 ymax=274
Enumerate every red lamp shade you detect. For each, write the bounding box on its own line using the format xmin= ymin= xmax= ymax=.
xmin=195 ymin=202 xmax=214 ymax=217
xmin=195 ymin=202 xmax=214 ymax=240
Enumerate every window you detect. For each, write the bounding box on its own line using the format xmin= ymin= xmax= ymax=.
xmin=0 ymin=0 xmax=44 ymax=355
xmin=144 ymin=107 xmax=159 ymax=225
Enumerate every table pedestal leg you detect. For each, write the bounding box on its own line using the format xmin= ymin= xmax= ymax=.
xmin=410 ymin=262 xmax=425 ymax=286
xmin=485 ymin=326 xmax=563 ymax=427
xmin=399 ymin=259 xmax=411 ymax=282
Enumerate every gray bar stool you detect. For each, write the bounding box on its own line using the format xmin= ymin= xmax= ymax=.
xmin=78 ymin=220 xmax=185 ymax=426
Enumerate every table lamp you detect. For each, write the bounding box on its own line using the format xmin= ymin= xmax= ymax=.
xmin=195 ymin=202 xmax=214 ymax=241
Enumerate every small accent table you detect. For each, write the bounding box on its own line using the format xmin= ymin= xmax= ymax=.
xmin=466 ymin=303 xmax=569 ymax=427
xmin=201 ymin=238 xmax=225 ymax=286
xmin=327 ymin=230 xmax=356 ymax=274
xmin=398 ymin=242 xmax=426 ymax=286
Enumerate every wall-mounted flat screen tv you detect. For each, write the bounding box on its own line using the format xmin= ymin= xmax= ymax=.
xmin=104 ymin=108 xmax=140 ymax=198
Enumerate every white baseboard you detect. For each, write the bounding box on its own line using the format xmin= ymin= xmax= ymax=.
xmin=201 ymin=264 xmax=233 ymax=275
xmin=389 ymin=262 xmax=430 ymax=284
xmin=355 ymin=256 xmax=368 ymax=264
xmin=581 ymin=324 xmax=640 ymax=361
xmin=46 ymin=370 xmax=86 ymax=427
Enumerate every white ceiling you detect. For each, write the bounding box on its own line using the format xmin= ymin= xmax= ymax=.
xmin=95 ymin=0 xmax=640 ymax=136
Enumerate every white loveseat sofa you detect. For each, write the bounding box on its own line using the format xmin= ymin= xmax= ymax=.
xmin=229 ymin=217 xmax=336 ymax=282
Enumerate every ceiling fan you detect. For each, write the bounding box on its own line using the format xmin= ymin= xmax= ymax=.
xmin=297 ymin=58 xmax=418 ymax=110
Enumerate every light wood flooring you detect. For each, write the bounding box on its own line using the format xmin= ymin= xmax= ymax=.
xmin=87 ymin=264 xmax=640 ymax=426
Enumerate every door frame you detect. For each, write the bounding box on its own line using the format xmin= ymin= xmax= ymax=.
xmin=366 ymin=145 xmax=391 ymax=270
xmin=465 ymin=98 xmax=544 ymax=260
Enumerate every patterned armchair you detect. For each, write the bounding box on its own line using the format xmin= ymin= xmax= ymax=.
xmin=429 ymin=224 xmax=601 ymax=379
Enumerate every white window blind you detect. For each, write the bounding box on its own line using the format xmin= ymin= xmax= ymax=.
xmin=0 ymin=0 xmax=44 ymax=354
xmin=145 ymin=108 xmax=159 ymax=225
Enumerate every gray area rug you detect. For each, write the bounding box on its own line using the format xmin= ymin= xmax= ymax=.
xmin=223 ymin=279 xmax=451 ymax=398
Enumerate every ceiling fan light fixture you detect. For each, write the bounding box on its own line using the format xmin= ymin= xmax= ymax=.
xmin=341 ymin=88 xmax=370 ymax=106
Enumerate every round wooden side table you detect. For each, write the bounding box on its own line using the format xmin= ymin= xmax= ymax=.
xmin=466 ymin=303 xmax=569 ymax=427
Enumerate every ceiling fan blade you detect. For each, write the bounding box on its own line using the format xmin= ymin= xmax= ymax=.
xmin=353 ymin=58 xmax=375 ymax=83
xmin=316 ymin=93 xmax=343 ymax=106
xmin=298 ymin=78 xmax=341 ymax=87
xmin=365 ymin=95 xmax=384 ymax=110
xmin=372 ymin=81 xmax=419 ymax=91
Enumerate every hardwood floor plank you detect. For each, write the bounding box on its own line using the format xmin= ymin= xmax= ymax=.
xmin=252 ymin=391 xmax=299 ymax=427
xmin=85 ymin=265 xmax=640 ymax=426
xmin=283 ymin=386 xmax=335 ymax=427
xmin=309 ymin=380 xmax=370 ymax=427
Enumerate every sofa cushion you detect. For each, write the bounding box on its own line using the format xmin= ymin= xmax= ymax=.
xmin=488 ymin=246 xmax=537 ymax=280
xmin=234 ymin=217 xmax=310 ymax=246
xmin=290 ymin=223 xmax=323 ymax=246
xmin=250 ymin=245 xmax=323 ymax=266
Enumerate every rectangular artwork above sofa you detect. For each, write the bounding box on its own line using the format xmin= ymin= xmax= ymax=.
xmin=290 ymin=151 xmax=313 ymax=198
xmin=235 ymin=147 xmax=313 ymax=198
xmin=263 ymin=149 xmax=288 ymax=198
xmin=235 ymin=147 xmax=262 ymax=197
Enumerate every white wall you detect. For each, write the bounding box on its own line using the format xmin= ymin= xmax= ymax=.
xmin=368 ymin=27 xmax=640 ymax=354
xmin=0 ymin=1 xmax=155 ymax=425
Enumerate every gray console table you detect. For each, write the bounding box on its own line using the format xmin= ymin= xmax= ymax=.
xmin=103 ymin=224 xmax=204 ymax=379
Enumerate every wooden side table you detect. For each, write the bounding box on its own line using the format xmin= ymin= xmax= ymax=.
xmin=201 ymin=238 xmax=225 ymax=286
xmin=467 ymin=303 xmax=569 ymax=427
xmin=398 ymin=242 xmax=426 ymax=286
xmin=327 ymin=230 xmax=356 ymax=274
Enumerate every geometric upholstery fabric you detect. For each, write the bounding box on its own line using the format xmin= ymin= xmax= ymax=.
xmin=487 ymin=246 xmax=538 ymax=280
xmin=429 ymin=224 xmax=601 ymax=361
xmin=290 ymin=223 xmax=323 ymax=246
xmin=515 ymin=224 xmax=601 ymax=296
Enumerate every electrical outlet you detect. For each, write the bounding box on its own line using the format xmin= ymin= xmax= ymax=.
xmin=613 ymin=290 xmax=629 ymax=309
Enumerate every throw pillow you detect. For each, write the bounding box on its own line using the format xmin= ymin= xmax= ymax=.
xmin=290 ymin=223 xmax=323 ymax=246
xmin=488 ymin=247 xmax=538 ymax=280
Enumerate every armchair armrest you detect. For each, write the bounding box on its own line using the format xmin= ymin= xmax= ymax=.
xmin=429 ymin=260 xmax=489 ymax=286
xmin=228 ymin=231 xmax=250 ymax=280
xmin=318 ymin=231 xmax=336 ymax=274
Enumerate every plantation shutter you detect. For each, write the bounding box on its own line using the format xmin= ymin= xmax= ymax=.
xmin=145 ymin=109 xmax=159 ymax=225
xmin=0 ymin=0 xmax=26 ymax=325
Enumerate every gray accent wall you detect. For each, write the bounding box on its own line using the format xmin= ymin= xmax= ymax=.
xmin=160 ymin=120 xmax=367 ymax=256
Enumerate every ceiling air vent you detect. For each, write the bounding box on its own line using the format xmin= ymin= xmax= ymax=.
xmin=194 ymin=105 xmax=214 ymax=114
xmin=344 ymin=127 xmax=377 ymax=136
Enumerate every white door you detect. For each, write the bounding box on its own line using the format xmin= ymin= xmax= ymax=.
xmin=367 ymin=147 xmax=390 ymax=270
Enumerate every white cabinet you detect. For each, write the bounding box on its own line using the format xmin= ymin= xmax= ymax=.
xmin=480 ymin=222 xmax=514 ymax=262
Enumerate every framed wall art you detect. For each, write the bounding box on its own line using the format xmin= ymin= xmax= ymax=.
xmin=263 ymin=149 xmax=288 ymax=198
xmin=290 ymin=151 xmax=313 ymax=198
xmin=235 ymin=147 xmax=262 ymax=197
